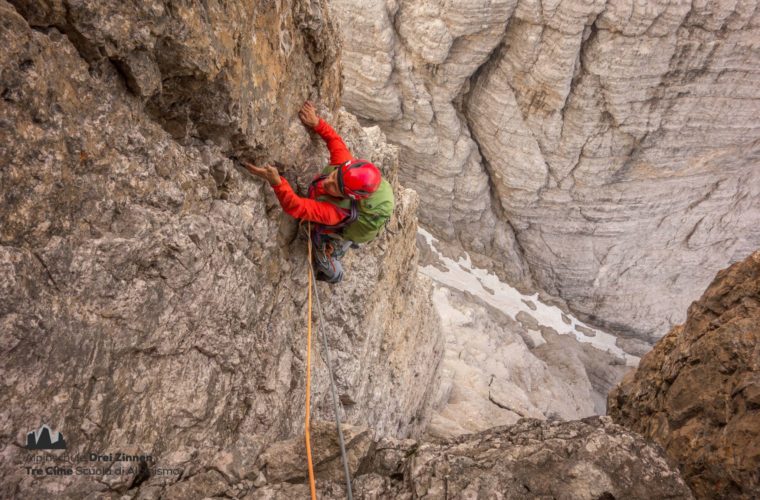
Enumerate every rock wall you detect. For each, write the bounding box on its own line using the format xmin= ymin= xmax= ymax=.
xmin=152 ymin=418 xmax=693 ymax=499
xmin=609 ymin=251 xmax=760 ymax=498
xmin=0 ymin=1 xmax=442 ymax=497
xmin=331 ymin=0 xmax=760 ymax=340
xmin=419 ymin=263 xmax=633 ymax=439
xmin=9 ymin=0 xmax=341 ymax=155
xmin=425 ymin=287 xmax=600 ymax=437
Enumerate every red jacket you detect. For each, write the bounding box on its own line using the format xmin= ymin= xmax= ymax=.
xmin=271 ymin=119 xmax=353 ymax=226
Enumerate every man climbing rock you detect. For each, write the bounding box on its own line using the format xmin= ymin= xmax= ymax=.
xmin=245 ymin=101 xmax=394 ymax=283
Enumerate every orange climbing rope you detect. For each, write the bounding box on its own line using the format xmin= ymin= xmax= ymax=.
xmin=303 ymin=222 xmax=353 ymax=499
xmin=305 ymin=222 xmax=317 ymax=500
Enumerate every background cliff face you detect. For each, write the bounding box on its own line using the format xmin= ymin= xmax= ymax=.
xmin=0 ymin=1 xmax=442 ymax=497
xmin=331 ymin=0 xmax=760 ymax=341
xmin=416 ymin=229 xmax=637 ymax=437
xmin=609 ymin=250 xmax=760 ymax=499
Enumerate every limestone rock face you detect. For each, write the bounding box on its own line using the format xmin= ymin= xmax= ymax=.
xmin=149 ymin=417 xmax=693 ymax=499
xmin=415 ymin=228 xmax=638 ymax=436
xmin=9 ymin=0 xmax=341 ymax=157
xmin=424 ymin=285 xmax=631 ymax=439
xmin=333 ymin=0 xmax=533 ymax=288
xmin=609 ymin=251 xmax=760 ymax=498
xmin=0 ymin=2 xmax=441 ymax=497
xmin=332 ymin=0 xmax=760 ymax=340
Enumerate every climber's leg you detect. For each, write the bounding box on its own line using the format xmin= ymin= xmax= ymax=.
xmin=311 ymin=234 xmax=349 ymax=284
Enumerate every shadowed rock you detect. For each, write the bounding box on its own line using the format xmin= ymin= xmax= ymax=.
xmin=610 ymin=251 xmax=760 ymax=498
xmin=0 ymin=1 xmax=441 ymax=497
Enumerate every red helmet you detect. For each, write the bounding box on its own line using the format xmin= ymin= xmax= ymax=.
xmin=337 ymin=159 xmax=381 ymax=200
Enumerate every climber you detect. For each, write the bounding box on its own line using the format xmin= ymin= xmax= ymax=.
xmin=244 ymin=101 xmax=394 ymax=283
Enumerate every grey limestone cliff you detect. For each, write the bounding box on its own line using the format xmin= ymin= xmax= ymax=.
xmin=1 ymin=0 xmax=754 ymax=498
xmin=332 ymin=0 xmax=760 ymax=341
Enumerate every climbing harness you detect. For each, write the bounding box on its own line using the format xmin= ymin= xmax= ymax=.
xmin=307 ymin=161 xmax=394 ymax=244
xmin=308 ymin=169 xmax=360 ymax=234
xmin=304 ymin=222 xmax=354 ymax=500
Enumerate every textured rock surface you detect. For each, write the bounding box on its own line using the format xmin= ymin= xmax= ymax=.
xmin=141 ymin=417 xmax=692 ymax=499
xmin=416 ymin=228 xmax=635 ymax=437
xmin=609 ymin=251 xmax=760 ymax=498
xmin=332 ymin=0 xmax=760 ymax=340
xmin=424 ymin=285 xmax=630 ymax=439
xmin=9 ymin=0 xmax=341 ymax=157
xmin=0 ymin=1 xmax=442 ymax=497
xmin=334 ymin=0 xmax=533 ymax=287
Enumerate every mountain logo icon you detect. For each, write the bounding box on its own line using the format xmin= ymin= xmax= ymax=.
xmin=26 ymin=424 xmax=67 ymax=450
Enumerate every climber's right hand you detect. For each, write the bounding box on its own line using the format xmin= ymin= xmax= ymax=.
xmin=244 ymin=162 xmax=281 ymax=186
xmin=299 ymin=101 xmax=320 ymax=128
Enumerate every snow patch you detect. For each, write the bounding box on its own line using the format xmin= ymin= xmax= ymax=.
xmin=418 ymin=227 xmax=638 ymax=366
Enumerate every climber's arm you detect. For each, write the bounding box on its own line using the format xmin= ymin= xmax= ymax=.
xmin=299 ymin=101 xmax=353 ymax=165
xmin=244 ymin=162 xmax=346 ymax=225
xmin=313 ymin=118 xmax=352 ymax=165
xmin=271 ymin=178 xmax=347 ymax=225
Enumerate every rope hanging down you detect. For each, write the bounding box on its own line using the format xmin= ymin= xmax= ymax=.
xmin=304 ymin=222 xmax=353 ymax=500
xmin=311 ymin=255 xmax=353 ymax=500
xmin=305 ymin=225 xmax=317 ymax=500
